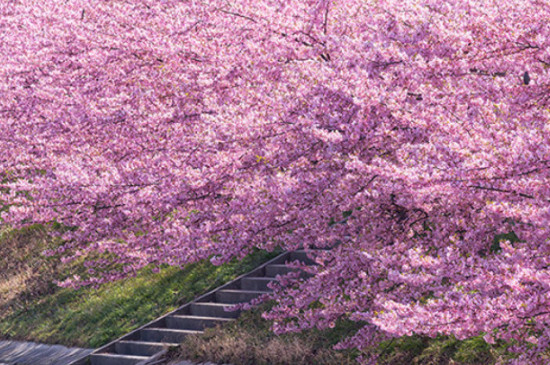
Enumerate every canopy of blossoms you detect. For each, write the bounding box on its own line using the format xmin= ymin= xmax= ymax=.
xmin=1 ymin=0 xmax=550 ymax=363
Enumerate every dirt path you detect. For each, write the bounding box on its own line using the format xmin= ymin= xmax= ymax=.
xmin=0 ymin=340 xmax=92 ymax=365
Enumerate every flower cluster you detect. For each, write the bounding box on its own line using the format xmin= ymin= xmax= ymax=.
xmin=2 ymin=0 xmax=550 ymax=362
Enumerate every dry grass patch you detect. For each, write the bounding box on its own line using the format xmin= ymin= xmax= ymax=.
xmin=172 ymin=303 xmax=360 ymax=365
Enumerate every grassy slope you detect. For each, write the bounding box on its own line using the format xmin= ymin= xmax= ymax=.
xmin=0 ymin=224 xmax=279 ymax=348
xmin=0 ymin=224 xmax=518 ymax=362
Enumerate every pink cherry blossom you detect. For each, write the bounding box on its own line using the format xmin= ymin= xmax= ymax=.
xmin=2 ymin=0 xmax=550 ymax=363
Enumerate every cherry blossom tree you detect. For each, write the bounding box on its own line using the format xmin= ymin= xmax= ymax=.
xmin=2 ymin=0 xmax=550 ymax=363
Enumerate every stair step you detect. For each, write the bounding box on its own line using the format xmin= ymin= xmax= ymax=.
xmin=190 ymin=302 xmax=241 ymax=318
xmin=266 ymin=264 xmax=312 ymax=278
xmin=115 ymin=340 xmax=177 ymax=357
xmin=265 ymin=264 xmax=298 ymax=277
xmin=166 ymin=315 xmax=234 ymax=331
xmin=90 ymin=353 xmax=149 ymax=365
xmin=241 ymin=277 xmax=275 ymax=291
xmin=140 ymin=328 xmax=202 ymax=343
xmin=216 ymin=289 xmax=269 ymax=304
xmin=289 ymin=250 xmax=325 ymax=265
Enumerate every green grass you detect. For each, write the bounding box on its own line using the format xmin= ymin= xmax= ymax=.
xmin=375 ymin=334 xmax=515 ymax=365
xmin=0 ymin=224 xmax=279 ymax=348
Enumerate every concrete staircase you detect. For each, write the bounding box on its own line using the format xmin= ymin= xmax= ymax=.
xmin=69 ymin=250 xmax=321 ymax=365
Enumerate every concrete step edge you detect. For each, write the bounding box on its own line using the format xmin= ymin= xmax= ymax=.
xmin=217 ymin=289 xmax=271 ymax=294
xmin=91 ymin=353 xmax=149 ymax=360
xmin=169 ymin=314 xmax=235 ymax=321
xmin=291 ymin=249 xmax=330 ymax=253
xmin=142 ymin=328 xmax=203 ymax=335
xmin=117 ymin=340 xmax=180 ymax=347
xmin=192 ymin=302 xmax=236 ymax=307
